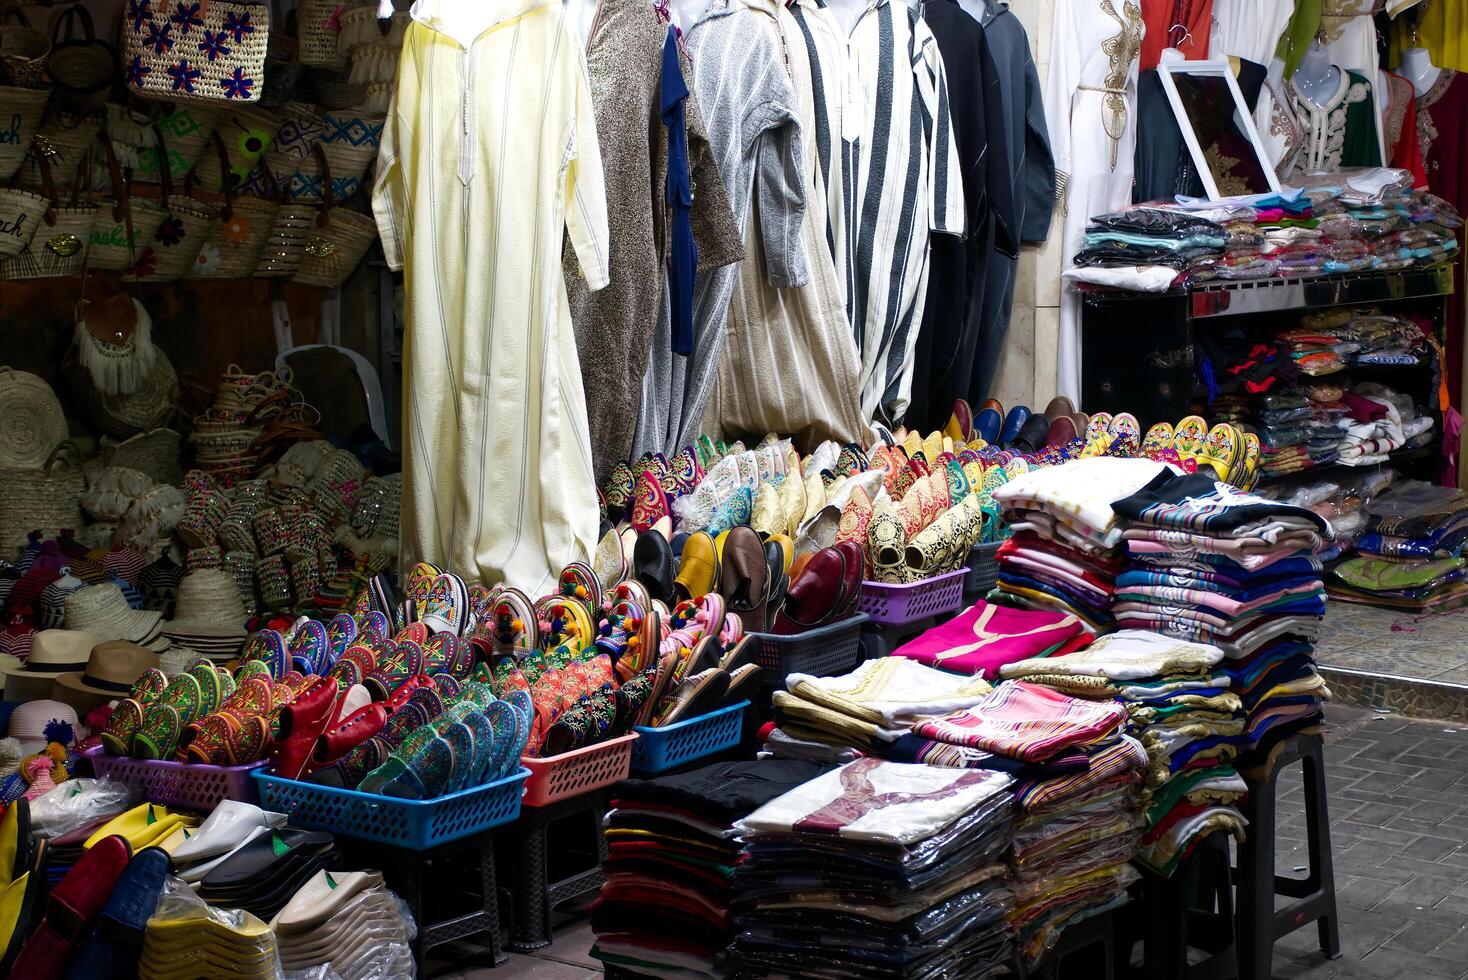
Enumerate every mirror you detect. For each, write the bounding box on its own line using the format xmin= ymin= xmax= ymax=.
xmin=1157 ymin=57 xmax=1281 ymax=200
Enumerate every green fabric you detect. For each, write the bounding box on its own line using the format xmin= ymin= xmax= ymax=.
xmin=1332 ymin=554 xmax=1467 ymax=592
xmin=1342 ymin=71 xmax=1383 ymax=167
xmin=1278 ymin=0 xmax=1322 ymax=77
xmin=1146 ymin=765 xmax=1236 ymax=825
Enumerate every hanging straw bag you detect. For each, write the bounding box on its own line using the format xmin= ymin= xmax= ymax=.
xmin=193 ymin=106 xmax=276 ymax=191
xmin=0 ymin=184 xmax=48 ymax=258
xmin=122 ymin=0 xmax=269 ymax=105
xmin=291 ymin=146 xmax=375 ymax=288
xmin=123 ymin=132 xmax=217 ymax=282
xmin=255 ymin=199 xmax=313 ymax=276
xmin=0 ymin=83 xmax=48 ymax=180
xmin=0 ymin=9 xmax=49 ymax=89
xmin=0 ymin=448 xmax=86 ymax=555
xmin=15 ymin=107 xmax=104 ymax=192
xmin=0 ymin=367 xmax=66 ymax=468
xmin=0 ymin=153 xmax=96 ymax=279
xmin=189 ymin=132 xmax=278 ymax=278
xmin=298 ymin=0 xmax=347 ymax=67
xmin=266 ymin=101 xmax=381 ymax=203
xmin=46 ymin=4 xmax=117 ymax=114
xmin=88 ymin=134 xmax=168 ymax=271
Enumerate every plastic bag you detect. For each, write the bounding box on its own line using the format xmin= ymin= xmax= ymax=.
xmin=143 ymin=876 xmax=283 ymax=979
xmin=276 ymin=883 xmax=417 ymax=980
xmin=27 ymin=776 xmax=139 ymax=839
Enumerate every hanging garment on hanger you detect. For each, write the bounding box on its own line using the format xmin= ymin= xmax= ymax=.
xmin=705 ymin=0 xmax=867 ymax=449
xmin=816 ymin=0 xmax=966 ymax=426
xmin=1139 ymin=0 xmax=1214 ymax=70
xmin=969 ymin=0 xmax=1054 ymax=406
xmin=373 ymin=0 xmax=609 ymax=593
xmin=632 ymin=0 xmax=810 ymax=459
xmin=565 ymin=0 xmax=740 ymax=485
xmin=908 ymin=0 xmax=1017 ymax=433
xmin=1045 ymin=0 xmax=1146 ymax=403
xmin=1381 ymin=71 xmax=1427 ymax=186
xmin=1285 ymin=68 xmax=1382 ymax=175
xmin=1208 ymin=0 xmax=1293 ymax=64
xmin=1398 ymin=0 xmax=1468 ymax=74
xmin=1415 ymin=69 xmax=1468 ymax=414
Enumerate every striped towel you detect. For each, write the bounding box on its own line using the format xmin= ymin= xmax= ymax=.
xmin=912 ymin=681 xmax=1128 ymax=762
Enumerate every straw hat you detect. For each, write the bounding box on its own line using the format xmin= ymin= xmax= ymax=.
xmin=0 ymin=368 xmax=66 ymax=468
xmin=3 ymin=629 xmax=96 ymax=702
xmin=162 ymin=568 xmax=247 ymax=648
xmin=54 ymin=640 xmax=161 ymax=715
xmin=0 ymin=653 xmax=20 ymax=695
xmin=63 ymin=582 xmax=163 ymax=645
xmin=7 ymin=699 xmax=82 ymax=755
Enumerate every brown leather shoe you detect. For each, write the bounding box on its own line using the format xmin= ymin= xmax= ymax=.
xmin=1044 ymin=395 xmax=1076 ymax=422
xmin=719 ymin=525 xmax=769 ymax=633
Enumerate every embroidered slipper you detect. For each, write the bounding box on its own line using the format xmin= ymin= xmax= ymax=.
xmin=603 ymin=461 xmax=635 ymax=521
xmin=1196 ymin=422 xmax=1240 ymax=480
xmin=1106 ymin=413 xmax=1141 ymax=457
xmin=1225 ymin=423 xmax=1250 ymax=486
xmin=1141 ymin=421 xmax=1175 ymax=459
xmin=1240 ymin=432 xmax=1262 ymax=490
xmin=1172 ymin=415 xmax=1209 ymax=461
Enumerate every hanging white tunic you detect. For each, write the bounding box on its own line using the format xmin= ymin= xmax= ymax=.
xmin=1045 ymin=0 xmax=1145 ymax=403
xmin=373 ymin=0 xmax=610 ymax=594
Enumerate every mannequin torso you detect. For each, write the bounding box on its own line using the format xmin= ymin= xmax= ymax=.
xmin=668 ymin=0 xmax=712 ymax=31
xmin=956 ymin=0 xmax=988 ymax=23
xmin=825 ymin=0 xmax=869 ymax=38
xmin=1399 ymin=46 xmax=1441 ymax=98
xmin=1293 ymin=39 xmax=1340 ymax=110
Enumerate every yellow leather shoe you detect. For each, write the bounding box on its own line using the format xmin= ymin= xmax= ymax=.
xmin=85 ymin=803 xmax=198 ymax=852
xmin=901 ymin=430 xmax=923 ymax=460
xmin=674 ymin=531 xmax=719 ymax=601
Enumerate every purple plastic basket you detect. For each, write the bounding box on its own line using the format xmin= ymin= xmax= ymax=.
xmin=86 ymin=746 xmax=265 ymax=810
xmin=858 ymin=569 xmax=967 ymax=627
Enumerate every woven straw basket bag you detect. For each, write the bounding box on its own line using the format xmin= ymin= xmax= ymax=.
xmin=0 ymin=449 xmax=85 ymax=556
xmin=0 ymin=367 xmax=67 ymax=468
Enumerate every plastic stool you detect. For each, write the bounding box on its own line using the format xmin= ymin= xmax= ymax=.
xmin=500 ymin=788 xmax=609 ymax=951
xmin=1025 ymin=907 xmax=1118 ymax=980
xmin=1237 ymin=732 xmax=1341 ymax=980
xmin=338 ymin=830 xmax=505 ymax=971
xmin=1134 ymin=832 xmax=1237 ymax=979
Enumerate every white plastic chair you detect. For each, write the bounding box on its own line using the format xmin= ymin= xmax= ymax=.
xmin=275 ymin=344 xmax=393 ymax=450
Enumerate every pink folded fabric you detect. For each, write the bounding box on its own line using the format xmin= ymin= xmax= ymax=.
xmin=892 ymin=601 xmax=1087 ymax=678
xmin=911 ymin=680 xmax=1128 ymax=762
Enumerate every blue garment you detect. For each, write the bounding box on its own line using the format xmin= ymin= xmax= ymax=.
xmin=661 ymin=27 xmax=697 ymax=357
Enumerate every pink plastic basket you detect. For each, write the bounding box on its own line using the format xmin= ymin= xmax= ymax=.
xmin=858 ymin=568 xmax=967 ymax=627
xmin=521 ymin=732 xmax=637 ymax=807
xmin=86 ymin=746 xmax=265 ymax=810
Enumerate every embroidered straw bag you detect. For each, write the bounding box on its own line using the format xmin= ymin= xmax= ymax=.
xmin=88 ymin=135 xmax=170 ymax=272
xmin=122 ymin=133 xmax=217 ymax=282
xmin=14 ymin=108 xmax=104 ymax=191
xmin=291 ymin=146 xmax=375 ymax=288
xmin=0 ymin=9 xmax=49 ymax=89
xmin=46 ymin=4 xmax=117 ymax=114
xmin=188 ymin=132 xmax=279 ymax=278
xmin=122 ymin=0 xmax=269 ymax=105
xmin=298 ymin=0 xmax=347 ymax=67
xmin=0 ymin=185 xmax=49 ymax=258
xmin=0 ymin=154 xmax=96 ymax=280
xmin=0 ymin=85 xmax=49 ymax=180
xmin=192 ymin=106 xmax=277 ymax=191
xmin=255 ymin=199 xmax=313 ymax=277
xmin=107 ymin=102 xmax=222 ymax=185
xmin=265 ymin=101 xmax=381 ymax=203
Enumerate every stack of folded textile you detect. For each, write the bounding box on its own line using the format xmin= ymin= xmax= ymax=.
xmin=991 ymin=458 xmax=1172 ymax=633
xmin=1110 ymin=469 xmax=1332 ymax=766
xmin=1067 ymin=208 xmax=1229 ymax=290
xmin=999 ymin=630 xmax=1247 ymax=878
xmin=196 ymin=828 xmax=340 ymax=921
xmin=1330 ymin=479 xmax=1468 ymax=610
xmin=732 ymin=759 xmax=1016 ymax=978
xmin=891 ymin=599 xmax=1089 ymax=680
xmin=589 ymin=759 xmax=826 ymax=979
xmin=909 ymin=680 xmax=1141 ymax=966
xmin=763 ymin=657 xmax=992 ymax=764
xmin=271 ymin=870 xmax=416 ymax=977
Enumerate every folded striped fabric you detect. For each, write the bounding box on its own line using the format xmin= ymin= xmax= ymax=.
xmin=911 ymin=681 xmax=1128 ymax=763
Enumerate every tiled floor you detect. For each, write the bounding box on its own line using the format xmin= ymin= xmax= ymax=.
xmin=1316 ymin=599 xmax=1468 ymax=685
xmin=432 ymin=704 xmax=1468 ymax=979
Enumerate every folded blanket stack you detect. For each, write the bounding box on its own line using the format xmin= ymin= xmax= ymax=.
xmin=999 ymin=629 xmax=1247 ymax=878
xmin=991 ymin=458 xmax=1174 ymax=634
xmin=1330 ymin=479 xmax=1468 ymax=610
xmin=910 ymin=680 xmax=1142 ymax=966
xmin=761 ymin=657 xmax=994 ymax=766
xmin=1111 ymin=471 xmax=1333 ymax=767
xmin=732 ymin=760 xmax=1016 ymax=979
xmin=589 ymin=760 xmax=828 ymax=979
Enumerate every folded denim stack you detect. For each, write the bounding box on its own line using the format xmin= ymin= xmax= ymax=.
xmin=271 ymin=870 xmax=416 ymax=978
xmin=761 ymin=657 xmax=992 ymax=765
xmin=999 ymin=630 xmax=1247 ymax=878
xmin=1111 ymin=470 xmax=1332 ymax=768
xmin=909 ymin=680 xmax=1140 ymax=967
xmin=589 ymin=759 xmax=826 ymax=979
xmin=732 ymin=760 xmax=1016 ymax=979
xmin=991 ymin=458 xmax=1174 ymax=633
xmin=1330 ymin=480 xmax=1468 ymax=610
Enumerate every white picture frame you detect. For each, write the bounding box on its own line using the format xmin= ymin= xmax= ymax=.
xmin=1155 ymin=53 xmax=1282 ymax=201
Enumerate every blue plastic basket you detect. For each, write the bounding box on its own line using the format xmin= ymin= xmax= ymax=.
xmin=252 ymin=766 xmax=530 ymax=849
xmin=631 ymin=700 xmax=749 ymax=774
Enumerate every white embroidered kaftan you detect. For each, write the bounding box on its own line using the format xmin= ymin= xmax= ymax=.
xmin=373 ymin=0 xmax=609 ymax=594
xmin=1045 ymin=0 xmax=1144 ymax=403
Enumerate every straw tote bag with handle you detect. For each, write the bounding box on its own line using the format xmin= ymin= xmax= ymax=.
xmin=291 ymin=145 xmax=374 ymax=288
xmin=0 ymin=152 xmax=96 ymax=279
xmin=46 ymin=4 xmax=118 ymax=114
xmin=0 ymin=8 xmax=49 ymax=89
xmin=15 ymin=107 xmax=105 ymax=192
xmin=123 ymin=130 xmax=217 ymax=282
xmin=0 ymin=84 xmax=49 ymax=180
xmin=122 ymin=0 xmax=269 ymax=105
xmin=88 ymin=134 xmax=168 ymax=272
xmin=189 ymin=131 xmax=278 ymax=278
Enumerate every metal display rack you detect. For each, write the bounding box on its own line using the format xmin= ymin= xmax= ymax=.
xmin=1078 ymin=265 xmax=1455 ymax=486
